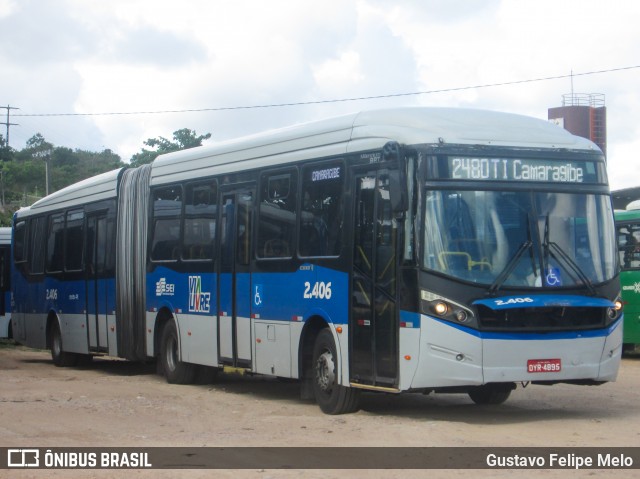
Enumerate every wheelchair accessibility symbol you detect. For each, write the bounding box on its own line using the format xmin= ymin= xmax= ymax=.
xmin=545 ymin=267 xmax=562 ymax=287
xmin=254 ymin=284 xmax=263 ymax=307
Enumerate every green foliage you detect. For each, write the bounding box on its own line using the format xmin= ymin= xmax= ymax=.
xmin=0 ymin=128 xmax=210 ymax=225
xmin=0 ymin=133 xmax=126 ymax=222
xmin=130 ymin=128 xmax=211 ymax=167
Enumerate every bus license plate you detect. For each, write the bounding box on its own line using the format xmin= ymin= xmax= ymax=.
xmin=527 ymin=358 xmax=561 ymax=373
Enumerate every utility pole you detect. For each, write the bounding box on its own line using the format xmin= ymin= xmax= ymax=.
xmin=0 ymin=105 xmax=19 ymax=147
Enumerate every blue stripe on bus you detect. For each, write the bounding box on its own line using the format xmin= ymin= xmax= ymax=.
xmin=429 ymin=315 xmax=622 ymax=340
xmin=146 ymin=264 xmax=350 ymax=324
xmin=473 ymin=294 xmax=615 ymax=310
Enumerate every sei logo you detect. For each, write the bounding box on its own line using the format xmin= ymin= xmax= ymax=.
xmin=303 ymin=281 xmax=332 ymax=300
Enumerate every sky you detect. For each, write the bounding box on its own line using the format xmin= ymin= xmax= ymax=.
xmin=1 ymin=0 xmax=639 ymax=190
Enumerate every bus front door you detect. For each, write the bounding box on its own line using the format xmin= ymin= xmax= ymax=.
xmin=85 ymin=213 xmax=110 ymax=352
xmin=351 ymin=170 xmax=399 ymax=388
xmin=218 ymin=186 xmax=255 ymax=368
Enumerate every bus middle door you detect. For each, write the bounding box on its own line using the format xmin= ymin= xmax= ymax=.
xmin=218 ymin=185 xmax=255 ymax=369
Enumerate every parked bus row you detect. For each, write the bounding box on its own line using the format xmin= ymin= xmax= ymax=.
xmin=8 ymin=107 xmax=625 ymax=414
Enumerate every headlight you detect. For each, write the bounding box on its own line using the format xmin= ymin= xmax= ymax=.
xmin=606 ymin=295 xmax=623 ymax=323
xmin=422 ymin=290 xmax=474 ymax=325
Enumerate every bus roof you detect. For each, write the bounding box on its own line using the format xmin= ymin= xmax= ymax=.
xmin=0 ymin=227 xmax=11 ymax=245
xmin=150 ymin=107 xmax=600 ymax=186
xmin=14 ymin=108 xmax=602 ymax=214
xmin=18 ymin=168 xmax=124 ymax=217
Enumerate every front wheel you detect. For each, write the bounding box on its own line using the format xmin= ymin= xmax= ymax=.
xmin=159 ymin=321 xmax=196 ymax=384
xmin=312 ymin=328 xmax=360 ymax=414
xmin=50 ymin=321 xmax=78 ymax=367
xmin=468 ymin=383 xmax=514 ymax=405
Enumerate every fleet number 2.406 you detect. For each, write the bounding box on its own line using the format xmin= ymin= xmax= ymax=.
xmin=303 ymin=281 xmax=332 ymax=300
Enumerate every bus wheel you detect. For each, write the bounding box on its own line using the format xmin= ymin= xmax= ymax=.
xmin=312 ymin=329 xmax=360 ymax=414
xmin=50 ymin=322 xmax=78 ymax=367
xmin=468 ymin=384 xmax=513 ymax=405
xmin=160 ymin=321 xmax=196 ymax=384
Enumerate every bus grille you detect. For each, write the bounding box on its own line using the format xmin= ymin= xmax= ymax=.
xmin=476 ymin=306 xmax=606 ymax=332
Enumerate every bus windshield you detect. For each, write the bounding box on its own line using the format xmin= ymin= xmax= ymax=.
xmin=422 ymin=189 xmax=617 ymax=289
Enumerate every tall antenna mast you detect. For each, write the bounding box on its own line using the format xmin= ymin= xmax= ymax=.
xmin=570 ymin=69 xmax=574 ymax=99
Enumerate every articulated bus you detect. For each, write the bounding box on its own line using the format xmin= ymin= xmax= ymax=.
xmin=11 ymin=108 xmax=622 ymax=414
xmin=615 ymin=205 xmax=640 ymax=353
xmin=0 ymin=227 xmax=11 ymax=338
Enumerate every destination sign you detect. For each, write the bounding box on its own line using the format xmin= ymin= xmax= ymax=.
xmin=311 ymin=166 xmax=341 ymax=182
xmin=445 ymin=157 xmax=601 ymax=183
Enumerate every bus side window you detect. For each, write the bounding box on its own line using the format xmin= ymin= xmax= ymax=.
xmin=46 ymin=213 xmax=65 ymax=273
xmin=29 ymin=217 xmax=47 ymax=275
xmin=65 ymin=209 xmax=85 ymax=272
xmin=183 ymin=181 xmax=217 ymax=261
xmin=257 ymin=171 xmax=296 ymax=259
xmin=299 ymin=162 xmax=344 ymax=258
xmin=150 ymin=185 xmax=183 ymax=262
xmin=618 ymin=223 xmax=640 ymax=269
xmin=13 ymin=220 xmax=27 ymax=264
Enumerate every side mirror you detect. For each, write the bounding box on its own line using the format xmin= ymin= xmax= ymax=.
xmin=389 ymin=169 xmax=407 ymax=214
xmin=382 ymin=142 xmax=407 ymax=214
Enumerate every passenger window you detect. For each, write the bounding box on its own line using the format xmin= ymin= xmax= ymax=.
xmin=183 ymin=181 xmax=217 ymax=261
xmin=257 ymin=172 xmax=297 ymax=259
xmin=30 ymin=217 xmax=47 ymax=275
xmin=46 ymin=213 xmax=65 ymax=272
xmin=13 ymin=220 xmax=27 ymax=263
xmin=299 ymin=162 xmax=344 ymax=257
xmin=65 ymin=209 xmax=84 ymax=271
xmin=151 ymin=186 xmax=183 ymax=262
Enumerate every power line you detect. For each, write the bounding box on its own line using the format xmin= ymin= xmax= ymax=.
xmin=11 ymin=64 xmax=640 ymax=118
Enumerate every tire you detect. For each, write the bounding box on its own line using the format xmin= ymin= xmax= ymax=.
xmin=468 ymin=383 xmax=513 ymax=405
xmin=50 ymin=321 xmax=78 ymax=367
xmin=312 ymin=328 xmax=360 ymax=414
xmin=159 ymin=321 xmax=196 ymax=384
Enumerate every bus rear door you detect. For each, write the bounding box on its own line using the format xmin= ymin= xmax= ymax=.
xmin=85 ymin=212 xmax=110 ymax=352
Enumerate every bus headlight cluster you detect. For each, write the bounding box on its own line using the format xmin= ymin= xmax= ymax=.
xmin=606 ymin=296 xmax=623 ymax=322
xmin=428 ymin=300 xmax=471 ymax=324
xmin=421 ymin=290 xmax=475 ymax=327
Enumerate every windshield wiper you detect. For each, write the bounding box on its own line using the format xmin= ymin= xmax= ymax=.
xmin=542 ymin=215 xmax=596 ymax=295
xmin=488 ymin=240 xmax=533 ymax=296
xmin=488 ymin=212 xmax=538 ymax=296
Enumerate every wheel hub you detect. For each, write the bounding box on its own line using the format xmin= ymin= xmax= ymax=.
xmin=315 ymin=350 xmax=335 ymax=392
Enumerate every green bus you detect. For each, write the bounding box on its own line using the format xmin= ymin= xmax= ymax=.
xmin=615 ymin=205 xmax=640 ymax=353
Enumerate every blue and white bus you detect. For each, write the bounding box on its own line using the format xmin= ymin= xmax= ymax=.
xmin=0 ymin=227 xmax=11 ymax=338
xmin=11 ymin=108 xmax=622 ymax=414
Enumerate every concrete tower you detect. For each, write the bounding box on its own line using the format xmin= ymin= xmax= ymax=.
xmin=548 ymin=93 xmax=606 ymax=157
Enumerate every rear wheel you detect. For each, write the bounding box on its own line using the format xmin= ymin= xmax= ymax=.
xmin=312 ymin=328 xmax=360 ymax=414
xmin=159 ymin=321 xmax=196 ymax=384
xmin=468 ymin=383 xmax=514 ymax=405
xmin=50 ymin=321 xmax=78 ymax=367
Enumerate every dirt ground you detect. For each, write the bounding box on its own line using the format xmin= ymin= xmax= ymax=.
xmin=1 ymin=340 xmax=639 ymax=479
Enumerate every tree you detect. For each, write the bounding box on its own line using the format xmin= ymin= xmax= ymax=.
xmin=0 ymin=134 xmax=15 ymax=163
xmin=129 ymin=128 xmax=211 ymax=167
xmin=25 ymin=133 xmax=53 ymax=153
